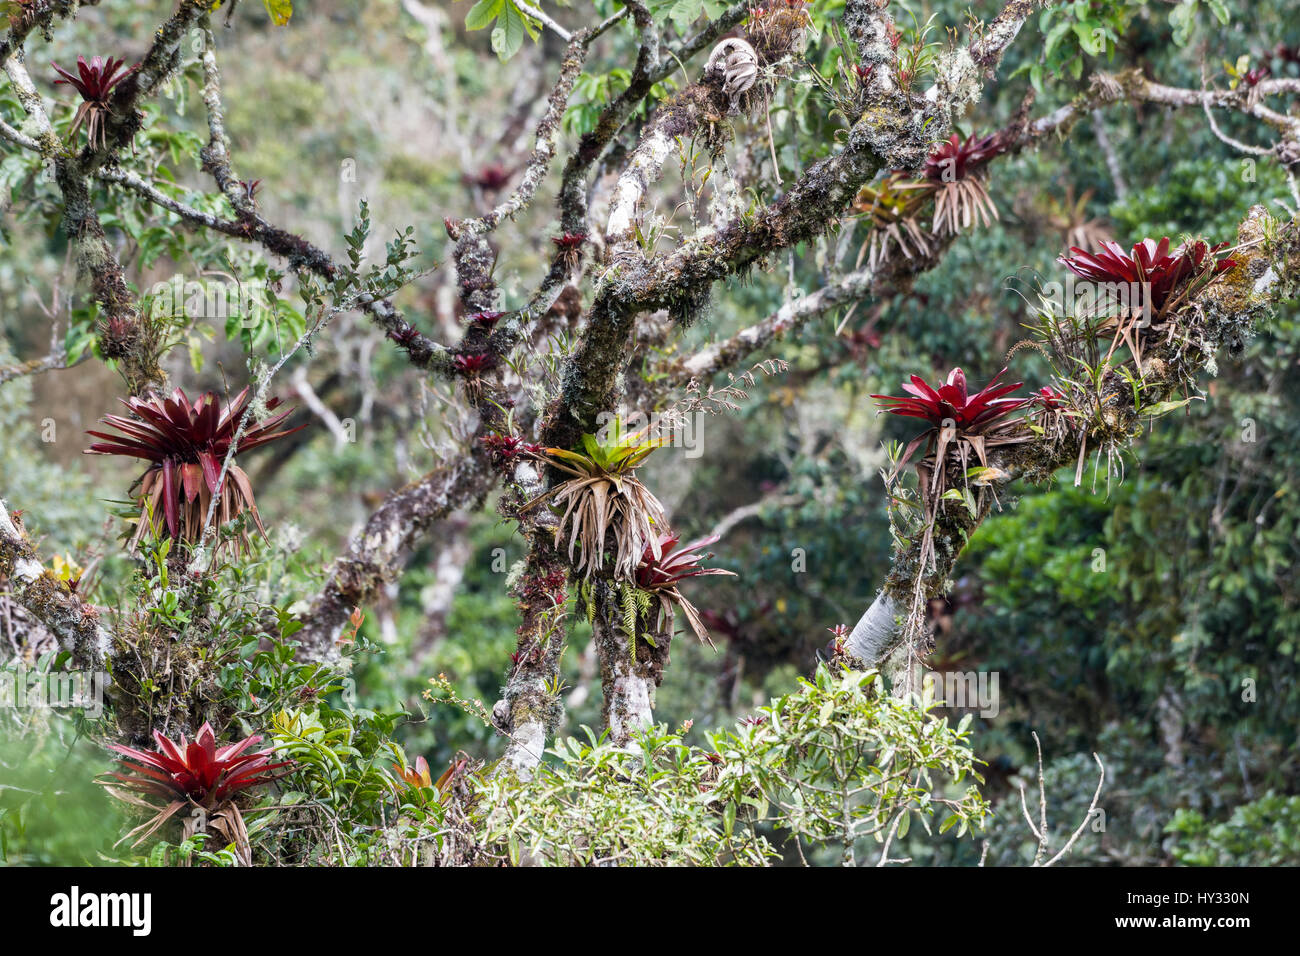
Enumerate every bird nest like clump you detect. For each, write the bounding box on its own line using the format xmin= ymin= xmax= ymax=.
xmin=705 ymin=4 xmax=810 ymax=115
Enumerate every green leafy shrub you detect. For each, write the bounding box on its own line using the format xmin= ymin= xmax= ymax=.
xmin=479 ymin=667 xmax=989 ymax=866
xmin=1165 ymin=793 xmax=1300 ymax=866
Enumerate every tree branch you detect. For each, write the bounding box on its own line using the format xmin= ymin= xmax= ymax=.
xmin=847 ymin=205 xmax=1300 ymax=674
xmin=0 ymin=500 xmax=109 ymax=669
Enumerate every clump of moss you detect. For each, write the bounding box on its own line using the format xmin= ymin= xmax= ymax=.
xmin=747 ymin=5 xmax=811 ymax=66
xmin=109 ymin=607 xmax=228 ymax=747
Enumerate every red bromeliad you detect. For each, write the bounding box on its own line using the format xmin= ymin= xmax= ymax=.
xmin=551 ymin=232 xmax=587 ymax=273
xmin=1057 ymin=237 xmax=1237 ymax=320
xmin=106 ymin=722 xmax=293 ymax=808
xmin=454 ymin=351 xmax=496 ymax=400
xmin=1241 ymin=65 xmax=1270 ymax=87
xmin=101 ymin=722 xmax=293 ymax=853
xmin=634 ymin=532 xmax=736 ymax=646
xmin=454 ymin=352 xmax=495 ymax=374
xmin=481 ymin=432 xmax=542 ymax=468
xmin=871 ymin=367 xmax=1029 ymax=432
xmin=51 ymin=55 xmax=137 ymax=149
xmin=1031 ymin=385 xmax=1065 ymax=409
xmin=635 ymin=532 xmax=735 ymax=590
xmin=472 ymin=162 xmax=512 ymax=192
xmin=922 ymin=132 xmax=1005 ymax=184
xmin=854 ymin=130 xmax=1006 ymax=266
xmin=921 ymin=132 xmax=1005 ymax=235
xmin=98 ymin=313 xmax=139 ymax=359
xmin=873 ymin=368 xmax=1035 ymax=514
xmin=85 ymin=387 xmax=304 ymax=550
xmin=386 ymin=323 xmax=421 ymax=348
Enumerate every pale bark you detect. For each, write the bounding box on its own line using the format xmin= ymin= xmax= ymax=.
xmin=604 ymin=125 xmax=677 ymax=243
xmin=845 ymin=590 xmax=902 ymax=668
xmin=0 ymin=499 xmax=110 ymax=669
xmin=593 ymin=598 xmax=655 ymax=747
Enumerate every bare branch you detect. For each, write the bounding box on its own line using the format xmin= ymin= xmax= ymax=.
xmin=295 ymin=457 xmax=497 ymax=661
xmin=672 ymin=267 xmax=879 ymax=384
xmin=1043 ymin=753 xmax=1106 ymax=866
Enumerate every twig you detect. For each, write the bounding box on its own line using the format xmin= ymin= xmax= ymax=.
xmin=1042 ymin=753 xmax=1105 ymax=867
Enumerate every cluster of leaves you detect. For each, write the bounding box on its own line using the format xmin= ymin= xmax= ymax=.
xmin=1107 ymin=158 xmax=1290 ymax=241
xmin=647 ymin=0 xmax=735 ymax=37
xmin=852 ymin=132 xmax=1007 ymax=270
xmin=262 ymin=703 xmax=449 ymax=865
xmin=462 ymin=0 xmax=541 ymax=62
xmin=163 ymin=627 xmax=460 ymax=865
xmin=563 ymin=68 xmax=678 ymax=137
xmin=1165 ymin=793 xmax=1300 ymax=865
xmin=208 ymin=615 xmax=449 ymax=864
xmin=1167 ymin=0 xmax=1232 ymax=48
xmin=36 ymin=530 xmax=466 ymax=865
xmin=1014 ymin=232 xmax=1239 ymax=488
xmin=1013 ymin=0 xmax=1233 ymax=94
xmin=479 ymin=667 xmax=989 ymax=866
xmin=1019 ymin=0 xmax=1137 ymax=90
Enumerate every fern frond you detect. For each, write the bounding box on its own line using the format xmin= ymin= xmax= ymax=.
xmin=621 ymin=585 xmax=639 ymax=639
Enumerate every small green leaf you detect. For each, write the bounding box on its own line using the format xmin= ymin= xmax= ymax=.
xmin=1143 ymin=399 xmax=1193 ymax=418
xmin=465 ymin=0 xmax=504 ymax=31
xmin=263 ymin=0 xmax=292 ymax=26
xmin=966 ymin=466 xmax=1010 ymax=486
xmin=1043 ymin=20 xmax=1073 ymax=61
xmin=492 ymin=2 xmax=527 ymax=61
xmin=669 ymin=0 xmax=704 ymax=35
xmin=1029 ymin=62 xmax=1044 ymax=94
xmin=1073 ymin=22 xmax=1102 ymax=56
